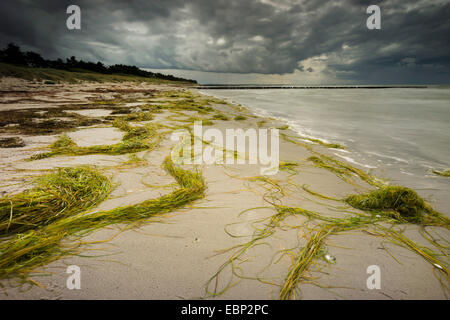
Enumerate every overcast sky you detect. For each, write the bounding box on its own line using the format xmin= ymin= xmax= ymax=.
xmin=1 ymin=0 xmax=449 ymax=84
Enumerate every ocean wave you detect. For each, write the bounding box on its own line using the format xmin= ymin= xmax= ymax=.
xmin=366 ymin=151 xmax=409 ymax=164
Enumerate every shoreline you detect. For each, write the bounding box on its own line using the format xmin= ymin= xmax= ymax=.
xmin=0 ymin=78 xmax=448 ymax=299
xmin=198 ymin=88 xmax=450 ymax=215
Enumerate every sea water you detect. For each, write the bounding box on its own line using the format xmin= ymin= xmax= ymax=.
xmin=201 ymin=88 xmax=450 ymax=214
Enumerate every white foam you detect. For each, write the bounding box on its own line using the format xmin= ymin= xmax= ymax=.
xmin=366 ymin=151 xmax=409 ymax=164
xmin=334 ymin=153 xmax=377 ymax=169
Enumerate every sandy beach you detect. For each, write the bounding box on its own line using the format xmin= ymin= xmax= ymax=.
xmin=0 ymin=77 xmax=448 ymax=300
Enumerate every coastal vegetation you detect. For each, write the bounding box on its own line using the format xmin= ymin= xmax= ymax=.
xmin=0 ymin=43 xmax=196 ymax=83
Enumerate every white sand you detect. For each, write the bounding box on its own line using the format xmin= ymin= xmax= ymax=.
xmin=69 ymin=109 xmax=113 ymax=118
xmin=67 ymin=127 xmax=124 ymax=147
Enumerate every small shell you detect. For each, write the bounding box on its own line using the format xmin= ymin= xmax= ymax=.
xmin=324 ymin=254 xmax=336 ymax=264
xmin=433 ymin=263 xmax=443 ymax=270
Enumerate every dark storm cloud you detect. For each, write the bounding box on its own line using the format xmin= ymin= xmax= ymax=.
xmin=0 ymin=0 xmax=449 ymax=83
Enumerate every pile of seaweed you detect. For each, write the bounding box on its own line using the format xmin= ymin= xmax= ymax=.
xmin=30 ymin=114 xmax=160 ymax=160
xmin=345 ymin=185 xmax=447 ymax=225
xmin=433 ymin=169 xmax=450 ymax=177
xmin=0 ymin=157 xmax=206 ymax=283
xmin=0 ymin=166 xmax=112 ymax=236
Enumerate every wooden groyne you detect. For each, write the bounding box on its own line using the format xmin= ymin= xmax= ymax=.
xmin=196 ymin=85 xmax=428 ymax=90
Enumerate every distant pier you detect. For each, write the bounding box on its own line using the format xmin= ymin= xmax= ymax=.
xmin=196 ymin=85 xmax=428 ymax=89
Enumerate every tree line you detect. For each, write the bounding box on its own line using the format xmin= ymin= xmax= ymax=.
xmin=0 ymin=43 xmax=196 ymax=83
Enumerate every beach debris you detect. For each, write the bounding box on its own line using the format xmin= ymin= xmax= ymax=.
xmin=324 ymin=254 xmax=336 ymax=264
xmin=30 ymin=117 xmax=161 ymax=160
xmin=433 ymin=263 xmax=443 ymax=270
xmin=130 ymin=107 xmax=142 ymax=113
xmin=345 ymin=185 xmax=442 ymax=224
xmin=0 ymin=156 xmax=206 ymax=282
xmin=0 ymin=108 xmax=102 ymax=135
xmin=212 ymin=113 xmax=229 ymax=121
xmin=283 ymin=132 xmax=345 ymax=150
xmin=0 ymin=137 xmax=25 ymax=148
xmin=432 ymin=169 xmax=450 ymax=177
xmin=0 ymin=166 xmax=112 ymax=235
xmin=257 ymin=120 xmax=267 ymax=127
xmin=234 ymin=115 xmax=247 ymax=121
xmin=307 ymin=153 xmax=382 ymax=187
xmin=279 ymin=161 xmax=299 ymax=173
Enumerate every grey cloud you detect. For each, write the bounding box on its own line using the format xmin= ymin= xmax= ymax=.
xmin=0 ymin=0 xmax=449 ymax=83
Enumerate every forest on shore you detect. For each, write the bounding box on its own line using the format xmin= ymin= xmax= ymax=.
xmin=0 ymin=43 xmax=196 ymax=83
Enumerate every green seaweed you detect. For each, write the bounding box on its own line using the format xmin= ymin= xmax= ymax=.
xmin=0 ymin=137 xmax=25 ymax=148
xmin=345 ymin=185 xmax=448 ymax=225
xmin=30 ymin=117 xmax=161 ymax=160
xmin=0 ymin=156 xmax=206 ymax=282
xmin=433 ymin=169 xmax=450 ymax=177
xmin=212 ymin=113 xmax=230 ymax=121
xmin=307 ymin=154 xmax=383 ymax=187
xmin=279 ymin=161 xmax=299 ymax=173
xmin=0 ymin=166 xmax=112 ymax=236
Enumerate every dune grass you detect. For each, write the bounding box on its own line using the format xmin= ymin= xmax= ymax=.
xmin=0 ymin=62 xmax=190 ymax=84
